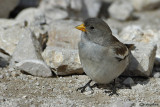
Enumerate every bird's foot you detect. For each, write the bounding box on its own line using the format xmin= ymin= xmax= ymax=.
xmin=105 ymin=88 xmax=119 ymax=96
xmin=105 ymin=79 xmax=119 ymax=96
xmin=76 ymin=80 xmax=92 ymax=93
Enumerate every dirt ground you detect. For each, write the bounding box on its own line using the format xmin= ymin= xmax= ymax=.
xmin=0 ymin=67 xmax=159 ymax=107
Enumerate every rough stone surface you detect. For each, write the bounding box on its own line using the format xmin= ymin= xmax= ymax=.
xmin=108 ymin=1 xmax=133 ymax=21
xmin=16 ymin=60 xmax=52 ymax=77
xmin=131 ymin=0 xmax=160 ymax=11
xmin=39 ymin=0 xmax=68 ymax=20
xmin=42 ymin=47 xmax=83 ymax=75
xmin=16 ymin=8 xmax=46 ymax=25
xmin=0 ymin=24 xmax=31 ymax=55
xmin=9 ymin=29 xmax=43 ymax=67
xmin=83 ymin=0 xmax=102 ymax=18
xmin=123 ymin=42 xmax=157 ymax=77
xmin=120 ymin=26 xmax=160 ymax=66
xmin=47 ymin=20 xmax=81 ymax=49
xmin=0 ymin=0 xmax=19 ymax=18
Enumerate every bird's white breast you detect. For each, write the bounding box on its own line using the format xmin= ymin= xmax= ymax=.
xmin=78 ymin=34 xmax=129 ymax=84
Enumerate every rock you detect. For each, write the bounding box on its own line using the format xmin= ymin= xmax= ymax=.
xmin=123 ymin=42 xmax=157 ymax=77
xmin=153 ymin=72 xmax=160 ymax=78
xmin=16 ymin=60 xmax=52 ymax=77
xmin=131 ymin=0 xmax=160 ymax=11
xmin=0 ymin=24 xmax=30 ymax=55
xmin=83 ymin=0 xmax=102 ymax=18
xmin=39 ymin=0 xmax=68 ymax=20
xmin=43 ymin=8 xmax=68 ymax=21
xmin=108 ymin=1 xmax=134 ymax=21
xmin=0 ymin=48 xmax=10 ymax=67
xmin=123 ymin=77 xmax=134 ymax=86
xmin=120 ymin=26 xmax=160 ymax=66
xmin=119 ymin=25 xmax=160 ymax=43
xmin=0 ymin=75 xmax=4 ymax=79
xmin=70 ymin=0 xmax=82 ymax=11
xmin=0 ymin=19 xmax=20 ymax=28
xmin=16 ymin=8 xmax=46 ymax=26
xmin=47 ymin=20 xmax=81 ymax=49
xmin=9 ymin=29 xmax=52 ymax=77
xmin=42 ymin=47 xmax=83 ymax=76
xmin=9 ymin=29 xmax=43 ymax=67
xmin=39 ymin=0 xmax=69 ymax=10
xmin=0 ymin=0 xmax=19 ymax=18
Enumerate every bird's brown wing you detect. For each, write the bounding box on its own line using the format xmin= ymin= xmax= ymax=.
xmin=112 ymin=42 xmax=129 ymax=62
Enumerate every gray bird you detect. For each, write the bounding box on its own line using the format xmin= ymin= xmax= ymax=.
xmin=76 ymin=18 xmax=133 ymax=95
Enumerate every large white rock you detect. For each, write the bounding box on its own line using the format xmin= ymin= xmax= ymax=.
xmin=47 ymin=20 xmax=81 ymax=49
xmin=42 ymin=47 xmax=83 ymax=75
xmin=0 ymin=0 xmax=19 ymax=18
xmin=123 ymin=42 xmax=157 ymax=77
xmin=9 ymin=29 xmax=43 ymax=67
xmin=10 ymin=29 xmax=52 ymax=77
xmin=0 ymin=24 xmax=31 ymax=55
xmin=131 ymin=0 xmax=160 ymax=11
xmin=108 ymin=1 xmax=134 ymax=21
xmin=16 ymin=60 xmax=52 ymax=77
xmin=16 ymin=8 xmax=46 ymax=25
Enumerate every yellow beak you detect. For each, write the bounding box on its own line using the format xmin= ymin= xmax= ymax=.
xmin=75 ymin=24 xmax=86 ymax=32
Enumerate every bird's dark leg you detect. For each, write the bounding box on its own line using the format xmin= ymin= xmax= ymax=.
xmin=76 ymin=80 xmax=92 ymax=93
xmin=105 ymin=79 xmax=119 ymax=96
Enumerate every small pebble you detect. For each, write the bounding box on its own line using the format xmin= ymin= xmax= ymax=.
xmin=0 ymin=75 xmax=4 ymax=79
xmin=153 ymin=72 xmax=160 ymax=78
xmin=35 ymin=82 xmax=40 ymax=86
xmin=5 ymin=73 xmax=11 ymax=77
xmin=123 ymin=77 xmax=134 ymax=86
xmin=84 ymin=87 xmax=94 ymax=95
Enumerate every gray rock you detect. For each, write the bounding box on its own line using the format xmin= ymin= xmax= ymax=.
xmin=0 ymin=0 xmax=19 ymax=18
xmin=153 ymin=72 xmax=160 ymax=78
xmin=39 ymin=0 xmax=68 ymax=20
xmin=123 ymin=42 xmax=157 ymax=77
xmin=16 ymin=60 xmax=52 ymax=77
xmin=9 ymin=29 xmax=43 ymax=67
xmin=0 ymin=23 xmax=31 ymax=55
xmin=70 ymin=0 xmax=82 ymax=11
xmin=39 ymin=0 xmax=69 ymax=10
xmin=42 ymin=47 xmax=83 ymax=76
xmin=83 ymin=0 xmax=102 ymax=18
xmin=119 ymin=25 xmax=160 ymax=43
xmin=108 ymin=1 xmax=134 ymax=21
xmin=131 ymin=0 xmax=160 ymax=11
xmin=16 ymin=8 xmax=46 ymax=26
xmin=0 ymin=75 xmax=4 ymax=79
xmin=123 ymin=77 xmax=134 ymax=86
xmin=47 ymin=20 xmax=81 ymax=49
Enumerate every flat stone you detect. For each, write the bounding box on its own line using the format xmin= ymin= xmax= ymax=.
xmin=16 ymin=60 xmax=52 ymax=77
xmin=123 ymin=77 xmax=135 ymax=86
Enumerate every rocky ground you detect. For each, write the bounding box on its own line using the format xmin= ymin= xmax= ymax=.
xmin=0 ymin=0 xmax=160 ymax=107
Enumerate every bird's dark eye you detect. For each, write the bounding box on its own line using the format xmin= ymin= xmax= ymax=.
xmin=90 ymin=26 xmax=94 ymax=30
